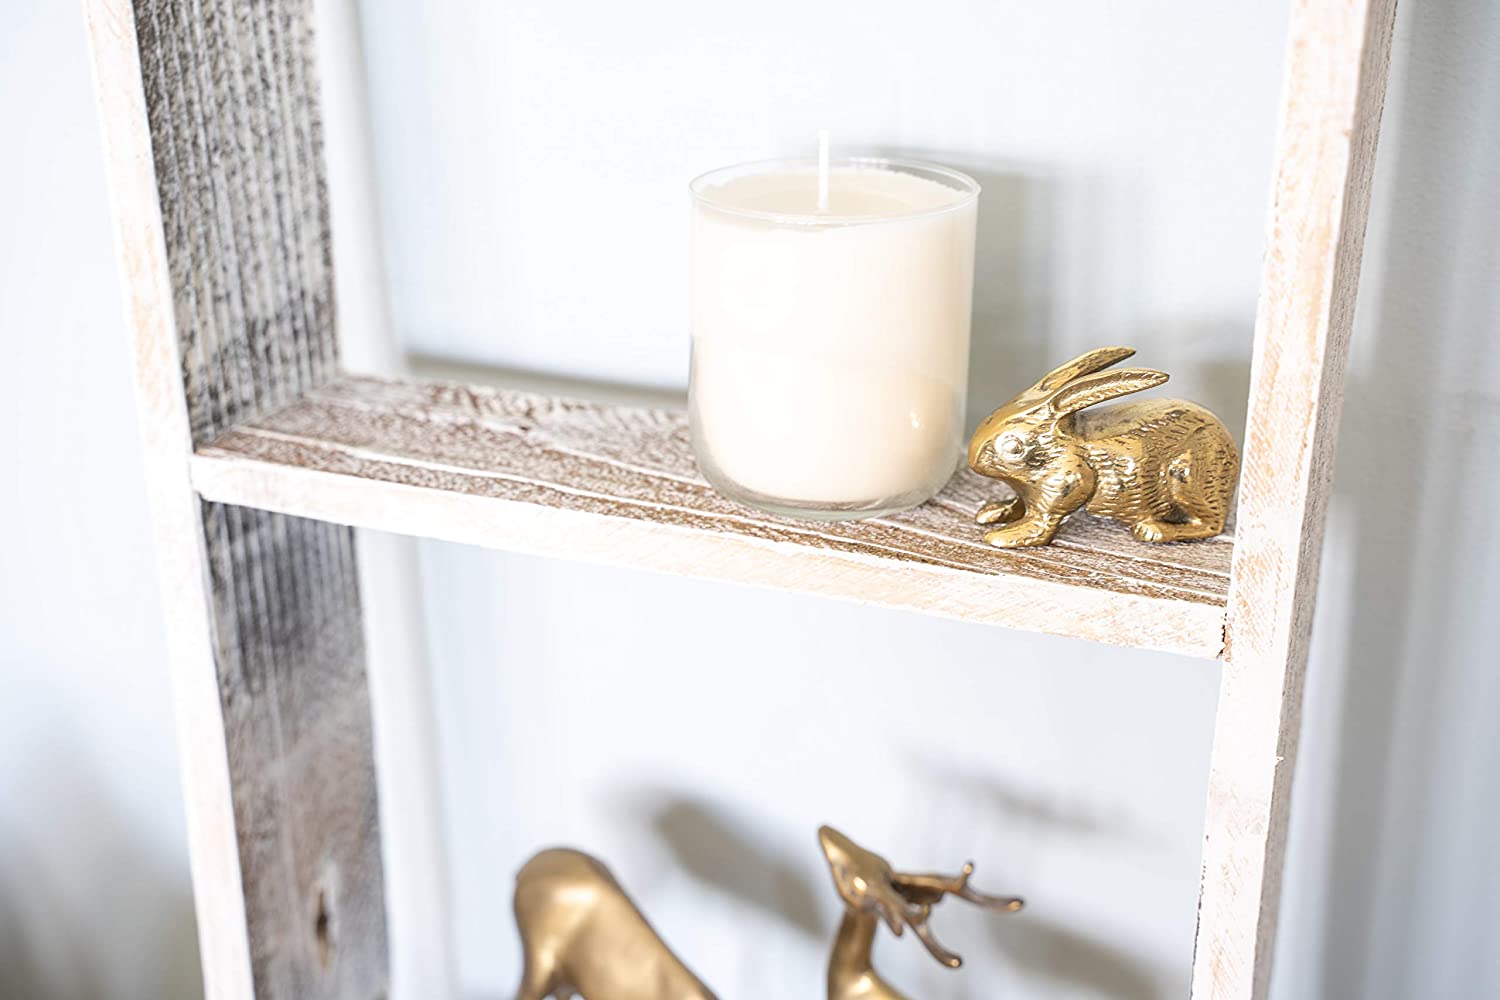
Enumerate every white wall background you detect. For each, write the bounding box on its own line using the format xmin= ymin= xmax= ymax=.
xmin=0 ymin=5 xmax=201 ymax=999
xmin=360 ymin=0 xmax=1281 ymax=429
xmin=2 ymin=1 xmax=1496 ymax=999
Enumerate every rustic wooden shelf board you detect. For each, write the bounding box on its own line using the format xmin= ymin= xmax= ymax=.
xmin=191 ymin=374 xmax=1232 ymax=659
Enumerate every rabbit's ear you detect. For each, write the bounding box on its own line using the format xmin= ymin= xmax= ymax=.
xmin=1047 ymin=368 xmax=1169 ymax=417
xmin=1033 ymin=347 xmax=1136 ymax=392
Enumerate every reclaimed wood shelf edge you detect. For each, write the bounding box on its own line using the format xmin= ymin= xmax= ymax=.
xmin=189 ymin=373 xmax=1232 ymax=659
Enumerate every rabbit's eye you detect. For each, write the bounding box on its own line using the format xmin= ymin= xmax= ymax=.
xmin=998 ymin=434 xmax=1027 ymax=461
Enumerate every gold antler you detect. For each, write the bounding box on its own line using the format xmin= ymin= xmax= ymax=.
xmin=907 ymin=903 xmax=963 ymax=968
xmin=952 ymin=863 xmax=1026 ymax=911
xmin=892 ymin=862 xmax=1024 ymax=968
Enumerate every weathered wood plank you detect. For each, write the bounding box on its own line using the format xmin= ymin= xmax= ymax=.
xmin=192 ymin=374 xmax=1234 ymax=658
xmin=84 ymin=1 xmax=387 ymax=997
xmin=1193 ymin=1 xmax=1399 ymax=997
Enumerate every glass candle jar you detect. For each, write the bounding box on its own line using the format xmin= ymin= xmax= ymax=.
xmin=689 ymin=156 xmax=979 ymax=520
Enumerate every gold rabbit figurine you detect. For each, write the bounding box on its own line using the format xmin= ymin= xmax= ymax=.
xmin=967 ymin=347 xmax=1239 ymax=547
xmin=513 ymin=848 xmax=718 ymax=1000
xmin=819 ymin=826 xmax=1022 ymax=1000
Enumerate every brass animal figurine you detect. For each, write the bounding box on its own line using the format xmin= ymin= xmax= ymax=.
xmin=967 ymin=347 xmax=1239 ymax=547
xmin=513 ymin=848 xmax=718 ymax=1000
xmin=818 ymin=826 xmax=1022 ymax=1000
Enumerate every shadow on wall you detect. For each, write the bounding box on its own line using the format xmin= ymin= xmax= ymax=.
xmin=989 ymin=915 xmax=1163 ymax=1000
xmin=913 ymin=760 xmax=1171 ymax=1000
xmin=912 ymin=757 xmax=1164 ymax=847
xmin=644 ymin=794 xmax=825 ymax=941
xmin=0 ymin=839 xmax=75 ymax=1000
xmin=0 ymin=743 xmax=202 ymax=1000
xmin=872 ymin=147 xmax=1255 ymax=481
xmin=1316 ymin=1 xmax=1500 ymax=997
xmin=1183 ymin=346 xmax=1254 ymax=456
xmin=869 ymin=152 xmax=1063 ymax=429
xmin=956 ymin=163 xmax=1060 ymax=429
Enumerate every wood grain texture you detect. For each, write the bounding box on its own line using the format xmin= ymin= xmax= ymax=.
xmin=192 ymin=374 xmax=1234 ymax=659
xmin=203 ymin=504 xmax=385 ymax=999
xmin=84 ymin=1 xmax=387 ymax=997
xmin=1193 ymin=1 xmax=1398 ymax=997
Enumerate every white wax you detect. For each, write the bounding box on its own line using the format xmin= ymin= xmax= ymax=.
xmin=690 ymin=161 xmax=977 ymax=510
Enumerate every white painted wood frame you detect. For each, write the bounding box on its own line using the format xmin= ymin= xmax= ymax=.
xmin=82 ymin=0 xmax=1398 ymax=997
xmin=1195 ymin=1 xmax=1397 ymax=996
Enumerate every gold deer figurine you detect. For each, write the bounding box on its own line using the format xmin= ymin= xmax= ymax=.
xmin=819 ymin=826 xmax=1022 ymax=1000
xmin=967 ymin=347 xmax=1240 ymax=547
xmin=513 ymin=848 xmax=717 ymax=1000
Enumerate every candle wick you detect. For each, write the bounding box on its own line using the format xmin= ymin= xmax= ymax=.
xmin=817 ymin=130 xmax=830 ymax=213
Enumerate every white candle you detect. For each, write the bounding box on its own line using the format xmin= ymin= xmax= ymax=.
xmin=689 ymin=156 xmax=979 ymax=519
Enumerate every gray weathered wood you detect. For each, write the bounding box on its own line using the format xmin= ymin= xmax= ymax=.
xmin=191 ymin=374 xmax=1234 ymax=659
xmin=85 ymin=0 xmax=387 ymax=997
xmin=1192 ymin=1 xmax=1399 ymax=997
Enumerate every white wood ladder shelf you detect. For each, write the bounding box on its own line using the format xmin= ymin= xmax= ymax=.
xmin=83 ymin=0 xmax=1398 ymax=997
xmin=193 ymin=374 xmax=1233 ymax=659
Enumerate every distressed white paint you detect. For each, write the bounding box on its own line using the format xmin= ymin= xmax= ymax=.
xmin=1198 ymin=2 xmax=1397 ymax=996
